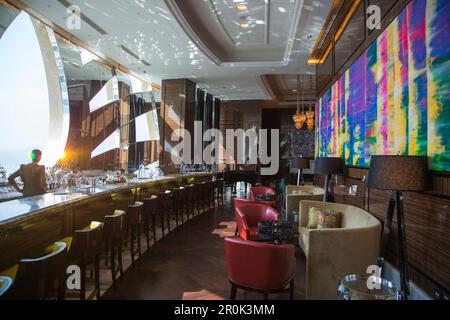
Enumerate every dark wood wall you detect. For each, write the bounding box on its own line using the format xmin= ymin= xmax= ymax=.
xmin=316 ymin=169 xmax=450 ymax=298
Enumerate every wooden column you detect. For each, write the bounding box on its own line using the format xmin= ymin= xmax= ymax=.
xmin=159 ymin=79 xmax=196 ymax=173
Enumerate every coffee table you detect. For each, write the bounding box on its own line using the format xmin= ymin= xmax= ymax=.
xmin=257 ymin=220 xmax=299 ymax=244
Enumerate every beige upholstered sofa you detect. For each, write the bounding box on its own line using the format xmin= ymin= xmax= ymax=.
xmin=285 ymin=185 xmax=325 ymax=220
xmin=298 ymin=200 xmax=381 ymax=300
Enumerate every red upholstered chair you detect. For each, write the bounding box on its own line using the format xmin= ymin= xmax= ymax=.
xmin=233 ymin=199 xmax=277 ymax=237
xmin=250 ymin=186 xmax=277 ymax=201
xmin=224 ymin=237 xmax=296 ymax=300
xmin=235 ymin=204 xmax=280 ymax=240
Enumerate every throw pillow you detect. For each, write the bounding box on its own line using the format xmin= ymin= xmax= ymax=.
xmin=317 ymin=211 xmax=342 ymax=229
xmin=307 ymin=207 xmax=323 ymax=229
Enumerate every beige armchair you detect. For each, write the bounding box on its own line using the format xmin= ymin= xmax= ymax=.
xmin=285 ymin=185 xmax=325 ymax=220
xmin=298 ymin=200 xmax=381 ymax=300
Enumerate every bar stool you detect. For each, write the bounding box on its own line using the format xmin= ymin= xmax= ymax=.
xmin=184 ymin=184 xmax=196 ymax=221
xmin=193 ymin=183 xmax=204 ymax=216
xmin=172 ymin=187 xmax=185 ymax=227
xmin=103 ymin=210 xmax=125 ymax=289
xmin=201 ymin=181 xmax=211 ymax=212
xmin=0 ymin=276 xmax=12 ymax=299
xmin=217 ymin=178 xmax=225 ymax=206
xmin=126 ymin=202 xmax=144 ymax=266
xmin=208 ymin=180 xmax=216 ymax=209
xmin=64 ymin=223 xmax=103 ymax=300
xmin=0 ymin=242 xmax=68 ymax=300
xmin=158 ymin=190 xmax=173 ymax=237
xmin=142 ymin=195 xmax=159 ymax=248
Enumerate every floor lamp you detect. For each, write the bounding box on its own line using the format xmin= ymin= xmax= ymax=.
xmin=293 ymin=157 xmax=310 ymax=185
xmin=368 ymin=155 xmax=429 ymax=300
xmin=314 ymin=157 xmax=344 ymax=202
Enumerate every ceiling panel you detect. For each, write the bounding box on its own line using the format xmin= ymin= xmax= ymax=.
xmin=21 ymin=0 xmax=332 ymax=101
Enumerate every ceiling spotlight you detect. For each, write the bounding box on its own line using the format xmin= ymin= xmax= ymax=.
xmin=235 ymin=4 xmax=248 ymax=12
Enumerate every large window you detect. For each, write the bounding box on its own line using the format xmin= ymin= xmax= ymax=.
xmin=0 ymin=5 xmax=160 ymax=176
xmin=0 ymin=10 xmax=68 ymax=173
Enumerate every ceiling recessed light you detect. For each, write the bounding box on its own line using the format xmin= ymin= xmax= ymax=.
xmin=240 ymin=22 xmax=250 ymax=29
xmin=235 ymin=4 xmax=248 ymax=12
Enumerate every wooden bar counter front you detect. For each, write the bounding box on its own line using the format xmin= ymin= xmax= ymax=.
xmin=0 ymin=173 xmax=212 ymax=272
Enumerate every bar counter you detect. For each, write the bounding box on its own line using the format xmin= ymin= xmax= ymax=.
xmin=0 ymin=172 xmax=212 ymax=271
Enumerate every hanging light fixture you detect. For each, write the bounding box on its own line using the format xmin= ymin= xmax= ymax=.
xmin=306 ymin=74 xmax=315 ymax=131
xmin=293 ymin=75 xmax=306 ymax=129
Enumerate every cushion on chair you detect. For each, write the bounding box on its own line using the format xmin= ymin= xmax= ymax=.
xmin=317 ymin=211 xmax=341 ymax=229
xmin=45 ymin=237 xmax=73 ymax=254
xmin=307 ymin=207 xmax=339 ymax=229
xmin=307 ymin=207 xmax=323 ymax=229
xmin=1 ymin=264 xmax=19 ymax=281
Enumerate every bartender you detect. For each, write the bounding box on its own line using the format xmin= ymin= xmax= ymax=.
xmin=8 ymin=149 xmax=47 ymax=197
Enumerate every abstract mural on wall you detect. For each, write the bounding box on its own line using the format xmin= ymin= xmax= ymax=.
xmin=315 ymin=0 xmax=450 ymax=172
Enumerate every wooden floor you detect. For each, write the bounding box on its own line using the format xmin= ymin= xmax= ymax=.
xmin=101 ymin=187 xmax=307 ymax=300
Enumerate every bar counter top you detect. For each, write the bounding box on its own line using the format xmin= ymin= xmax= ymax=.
xmin=0 ymin=172 xmax=211 ymax=226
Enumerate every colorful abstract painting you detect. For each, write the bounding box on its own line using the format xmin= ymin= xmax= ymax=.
xmin=315 ymin=0 xmax=450 ymax=172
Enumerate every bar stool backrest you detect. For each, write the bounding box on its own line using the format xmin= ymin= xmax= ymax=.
xmin=159 ymin=191 xmax=172 ymax=207
xmin=142 ymin=195 xmax=158 ymax=215
xmin=10 ymin=241 xmax=68 ymax=299
xmin=70 ymin=225 xmax=103 ymax=261
xmin=104 ymin=210 xmax=125 ymax=242
xmin=127 ymin=202 xmax=144 ymax=225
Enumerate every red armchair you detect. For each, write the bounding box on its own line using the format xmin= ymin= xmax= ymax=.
xmin=250 ymin=186 xmax=277 ymax=201
xmin=235 ymin=204 xmax=280 ymax=240
xmin=233 ymin=198 xmax=276 ymax=208
xmin=224 ymin=236 xmax=296 ymax=300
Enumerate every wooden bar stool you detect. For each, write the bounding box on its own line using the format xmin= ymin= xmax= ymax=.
xmin=0 ymin=242 xmax=68 ymax=300
xmin=208 ymin=180 xmax=216 ymax=209
xmin=157 ymin=190 xmax=173 ymax=237
xmin=103 ymin=210 xmax=125 ymax=290
xmin=184 ymin=184 xmax=196 ymax=221
xmin=65 ymin=223 xmax=103 ymax=300
xmin=142 ymin=195 xmax=159 ymax=248
xmin=193 ymin=183 xmax=204 ymax=217
xmin=218 ymin=178 xmax=225 ymax=206
xmin=0 ymin=276 xmax=12 ymax=299
xmin=172 ymin=187 xmax=185 ymax=227
xmin=201 ymin=181 xmax=211 ymax=212
xmin=127 ymin=202 xmax=144 ymax=266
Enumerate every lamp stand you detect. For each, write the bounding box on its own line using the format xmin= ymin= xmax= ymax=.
xmin=378 ymin=191 xmax=410 ymax=300
xmin=323 ymin=174 xmax=330 ymax=202
xmin=296 ymin=169 xmax=304 ymax=186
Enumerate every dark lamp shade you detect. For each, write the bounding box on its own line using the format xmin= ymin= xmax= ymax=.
xmin=292 ymin=157 xmax=310 ymax=169
xmin=315 ymin=157 xmax=344 ymax=175
xmin=368 ymin=155 xmax=429 ymax=191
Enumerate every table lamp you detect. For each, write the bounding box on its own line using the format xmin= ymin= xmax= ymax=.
xmin=368 ymin=155 xmax=429 ymax=300
xmin=292 ymin=157 xmax=310 ymax=185
xmin=315 ymin=157 xmax=344 ymax=202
